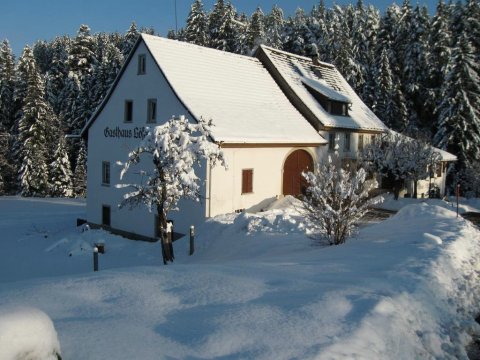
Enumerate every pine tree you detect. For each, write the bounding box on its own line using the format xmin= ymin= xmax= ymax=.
xmin=265 ymin=5 xmax=284 ymax=49
xmin=45 ymin=36 xmax=71 ymax=116
xmin=123 ymin=22 xmax=139 ymax=57
xmin=0 ymin=126 xmax=10 ymax=194
xmin=87 ymin=42 xmax=124 ymax=119
xmin=68 ymin=24 xmax=96 ymax=80
xmin=246 ymin=7 xmax=266 ymax=50
xmin=327 ymin=6 xmax=362 ymax=88
xmin=208 ymin=0 xmax=226 ymax=49
xmin=283 ymin=8 xmax=314 ymax=55
xmin=218 ymin=2 xmax=239 ymax=52
xmin=73 ymin=141 xmax=87 ymax=197
xmin=32 ymin=40 xmax=53 ymax=74
xmin=17 ymin=51 xmax=51 ymax=197
xmin=50 ymin=134 xmax=73 ymax=197
xmin=426 ymin=0 xmax=452 ymax=132
xmin=434 ymin=32 xmax=480 ymax=169
xmin=186 ymin=0 xmax=209 ymax=47
xmin=373 ymin=49 xmax=395 ymax=129
xmin=0 ymin=40 xmax=16 ymax=132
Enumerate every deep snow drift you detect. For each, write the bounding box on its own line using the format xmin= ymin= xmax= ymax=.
xmin=0 ymin=196 xmax=479 ymax=359
xmin=0 ymin=307 xmax=61 ymax=360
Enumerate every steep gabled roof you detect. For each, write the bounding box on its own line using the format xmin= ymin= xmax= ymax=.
xmin=82 ymin=34 xmax=326 ymax=146
xmin=257 ymin=45 xmax=388 ymax=132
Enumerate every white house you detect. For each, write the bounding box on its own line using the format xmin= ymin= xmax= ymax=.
xmin=80 ymin=34 xmax=326 ymax=240
xmin=254 ymin=45 xmax=456 ymax=197
xmin=80 ymin=34 xmax=455 ymax=241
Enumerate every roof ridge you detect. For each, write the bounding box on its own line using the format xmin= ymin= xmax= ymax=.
xmin=259 ymin=44 xmax=335 ymax=69
xmin=141 ymin=33 xmax=260 ymax=63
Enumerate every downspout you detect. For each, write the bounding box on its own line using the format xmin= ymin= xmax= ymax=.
xmin=208 ymin=159 xmax=212 ymax=218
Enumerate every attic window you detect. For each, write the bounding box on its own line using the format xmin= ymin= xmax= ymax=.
xmin=331 ymin=102 xmax=348 ymax=116
xmin=301 ymin=77 xmax=350 ymax=116
xmin=138 ymin=54 xmax=146 ymax=75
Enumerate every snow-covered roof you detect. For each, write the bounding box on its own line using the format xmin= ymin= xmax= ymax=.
xmin=140 ymin=34 xmax=326 ymax=145
xmin=435 ymin=148 xmax=457 ymax=162
xmin=389 ymin=130 xmax=457 ymax=162
xmin=258 ymin=45 xmax=388 ymax=132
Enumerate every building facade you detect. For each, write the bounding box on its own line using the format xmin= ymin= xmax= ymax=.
xmin=81 ymin=34 xmax=455 ymax=240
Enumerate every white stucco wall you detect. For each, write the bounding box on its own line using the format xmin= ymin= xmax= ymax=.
xmin=86 ymin=41 xmax=206 ymax=239
xmin=208 ymin=146 xmax=321 ymax=217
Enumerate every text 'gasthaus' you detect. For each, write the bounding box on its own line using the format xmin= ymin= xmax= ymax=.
xmin=104 ymin=126 xmax=148 ymax=139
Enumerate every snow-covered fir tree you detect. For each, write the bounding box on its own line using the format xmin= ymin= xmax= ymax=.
xmin=67 ymin=24 xmax=96 ymax=80
xmin=434 ymin=31 xmax=480 ymax=169
xmin=302 ymin=153 xmax=381 ymax=245
xmin=123 ymin=22 xmax=139 ymax=57
xmin=65 ymin=25 xmax=96 ymax=133
xmin=264 ymin=5 xmax=284 ymax=49
xmin=208 ymin=0 xmax=227 ymax=49
xmin=49 ymin=134 xmax=73 ymax=197
xmin=246 ymin=7 xmax=265 ymax=50
xmin=185 ymin=0 xmax=209 ymax=47
xmin=17 ymin=52 xmax=52 ymax=197
xmin=73 ymin=141 xmax=87 ymax=197
xmin=45 ymin=36 xmax=71 ymax=116
xmin=0 ymin=40 xmax=16 ymax=132
xmin=426 ymin=0 xmax=452 ymax=128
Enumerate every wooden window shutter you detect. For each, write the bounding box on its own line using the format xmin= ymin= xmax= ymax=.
xmin=242 ymin=169 xmax=253 ymax=194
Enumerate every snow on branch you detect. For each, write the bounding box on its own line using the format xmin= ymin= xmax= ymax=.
xmin=117 ymin=116 xmax=226 ymax=215
xmin=302 ymin=154 xmax=381 ymax=245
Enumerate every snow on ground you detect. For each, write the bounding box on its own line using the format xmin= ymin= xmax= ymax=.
xmin=375 ymin=192 xmax=480 ymax=214
xmin=0 ymin=196 xmax=479 ymax=359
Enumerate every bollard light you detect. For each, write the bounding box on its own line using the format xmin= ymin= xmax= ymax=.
xmin=93 ymin=247 xmax=99 ymax=272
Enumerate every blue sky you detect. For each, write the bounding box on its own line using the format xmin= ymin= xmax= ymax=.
xmin=1 ymin=0 xmax=436 ymax=56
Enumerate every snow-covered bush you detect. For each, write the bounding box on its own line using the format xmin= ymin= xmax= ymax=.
xmin=302 ymin=155 xmax=381 ymax=245
xmin=0 ymin=307 xmax=62 ymax=360
xmin=361 ymin=132 xmax=441 ymax=199
xmin=118 ymin=115 xmax=226 ymax=262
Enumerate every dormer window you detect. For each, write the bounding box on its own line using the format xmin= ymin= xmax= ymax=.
xmin=300 ymin=76 xmax=350 ymax=116
xmin=331 ymin=101 xmax=348 ymax=116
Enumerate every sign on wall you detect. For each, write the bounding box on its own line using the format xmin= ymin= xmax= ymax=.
xmin=104 ymin=126 xmax=149 ymax=139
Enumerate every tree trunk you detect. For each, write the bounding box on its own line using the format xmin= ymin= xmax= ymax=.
xmin=156 ymin=166 xmax=173 ymax=264
xmin=393 ymin=179 xmax=402 ymax=200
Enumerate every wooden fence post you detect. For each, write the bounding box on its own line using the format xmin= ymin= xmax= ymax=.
xmin=189 ymin=225 xmax=195 ymax=255
xmin=93 ymin=247 xmax=99 ymax=272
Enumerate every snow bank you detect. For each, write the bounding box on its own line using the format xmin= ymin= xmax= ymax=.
xmin=1 ymin=198 xmax=479 ymax=359
xmin=0 ymin=307 xmax=61 ymax=360
xmin=376 ymin=193 xmax=480 ymax=213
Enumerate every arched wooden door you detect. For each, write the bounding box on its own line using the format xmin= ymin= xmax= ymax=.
xmin=283 ymin=150 xmax=314 ymax=196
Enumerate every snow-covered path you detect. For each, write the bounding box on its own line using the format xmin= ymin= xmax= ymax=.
xmin=0 ymin=197 xmax=479 ymax=359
